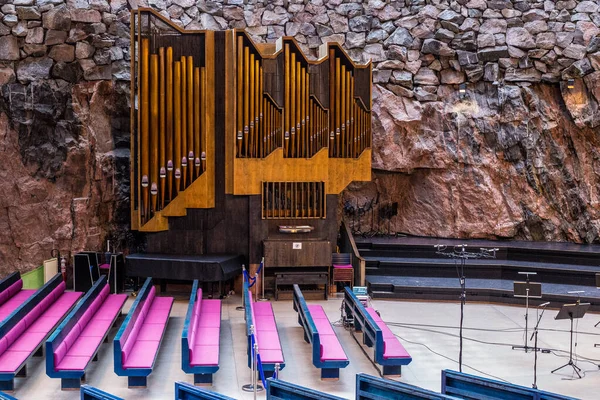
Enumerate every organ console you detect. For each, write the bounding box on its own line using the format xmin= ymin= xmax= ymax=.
xmin=130 ymin=8 xmax=372 ymax=286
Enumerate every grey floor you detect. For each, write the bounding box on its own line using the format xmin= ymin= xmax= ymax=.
xmin=10 ymin=293 xmax=600 ymax=399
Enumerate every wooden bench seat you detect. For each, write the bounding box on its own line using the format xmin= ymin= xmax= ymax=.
xmin=0 ymin=273 xmax=35 ymax=323
xmin=293 ymin=285 xmax=349 ymax=380
xmin=343 ymin=287 xmax=411 ymax=377
xmin=244 ymin=280 xmax=284 ymax=376
xmin=46 ymin=276 xmax=127 ymax=389
xmin=0 ymin=274 xmax=82 ymax=391
xmin=114 ymin=277 xmax=173 ymax=388
xmin=182 ymin=280 xmax=222 ymax=385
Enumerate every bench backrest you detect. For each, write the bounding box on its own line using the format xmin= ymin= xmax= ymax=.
xmin=80 ymin=385 xmax=123 ymax=400
xmin=332 ymin=253 xmax=352 ymax=265
xmin=243 ymin=280 xmax=254 ymax=336
xmin=441 ymin=370 xmax=578 ymax=400
xmin=114 ymin=277 xmax=154 ymax=367
xmin=47 ymin=276 xmax=109 ymax=370
xmin=343 ymin=287 xmax=384 ymax=362
xmin=357 ymin=373 xmax=456 ymax=400
xmin=292 ymin=285 xmax=320 ymax=364
xmin=266 ymin=378 xmax=345 ymax=400
xmin=0 ymin=272 xmax=21 ymax=307
xmin=175 ymin=381 xmax=235 ymax=400
xmin=182 ymin=280 xmax=201 ymax=358
xmin=0 ymin=274 xmax=65 ymax=354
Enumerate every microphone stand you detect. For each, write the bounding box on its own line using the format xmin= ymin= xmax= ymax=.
xmin=531 ymin=303 xmax=549 ymax=389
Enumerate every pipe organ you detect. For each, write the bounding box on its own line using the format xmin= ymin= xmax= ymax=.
xmin=131 ymin=7 xmax=372 ymax=277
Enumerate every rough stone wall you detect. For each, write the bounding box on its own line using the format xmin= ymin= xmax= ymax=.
xmin=0 ymin=0 xmax=599 ymax=274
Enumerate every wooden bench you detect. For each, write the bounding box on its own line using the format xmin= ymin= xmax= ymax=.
xmin=343 ymin=287 xmax=411 ymax=377
xmin=46 ymin=276 xmax=127 ymax=389
xmin=243 ymin=280 xmax=285 ymax=377
xmin=175 ymin=381 xmax=235 ymax=400
xmin=0 ymin=272 xmax=36 ymax=323
xmin=292 ymin=284 xmax=348 ymax=380
xmin=0 ymin=274 xmax=82 ymax=391
xmin=80 ymin=385 xmax=123 ymax=400
xmin=356 ymin=373 xmax=457 ymax=400
xmin=114 ymin=277 xmax=173 ymax=388
xmin=182 ymin=280 xmax=222 ymax=386
xmin=441 ymin=370 xmax=578 ymax=400
xmin=266 ymin=378 xmax=345 ymax=400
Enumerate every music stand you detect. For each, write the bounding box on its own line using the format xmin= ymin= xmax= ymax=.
xmin=512 ymin=273 xmax=542 ymax=352
xmin=551 ymin=302 xmax=590 ymax=378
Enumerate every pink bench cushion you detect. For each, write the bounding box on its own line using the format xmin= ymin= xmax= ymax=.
xmin=189 ymin=299 xmax=221 ymax=367
xmin=251 ymin=302 xmax=283 ymax=364
xmin=0 ymin=289 xmax=35 ymax=322
xmin=333 ymin=264 xmax=353 ymax=269
xmin=0 ymin=289 xmax=82 ymax=372
xmin=366 ymin=308 xmax=411 ymax=359
xmin=99 ymin=263 xmax=110 ymax=270
xmin=55 ymin=293 xmax=127 ymax=371
xmin=122 ymin=296 xmax=173 ymax=369
xmin=307 ymin=305 xmax=348 ymax=362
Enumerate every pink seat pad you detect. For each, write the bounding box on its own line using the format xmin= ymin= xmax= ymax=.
xmin=150 ymin=296 xmax=174 ymax=310
xmin=253 ymin=302 xmax=274 ymax=316
xmin=200 ymin=299 xmax=221 ymax=313
xmin=254 ymin=318 xmax=276 ymax=331
xmin=9 ymin=331 xmax=46 ymax=353
xmin=383 ymin=338 xmax=411 ymax=359
xmin=333 ymin=264 xmax=353 ymax=269
xmin=56 ymin=355 xmax=89 ymax=371
xmin=0 ymin=350 xmax=29 ymax=372
xmin=319 ymin=334 xmax=347 ymax=362
xmin=99 ymin=264 xmax=110 ymax=270
xmin=258 ymin=349 xmax=284 ymax=364
xmin=123 ymin=340 xmax=160 ymax=369
xmin=190 ymin=345 xmax=219 ymax=367
xmin=43 ymin=292 xmax=82 ymax=317
xmin=198 ymin=312 xmax=221 ymax=327
xmin=94 ymin=294 xmax=127 ymax=320
xmin=366 ymin=308 xmax=384 ymax=323
xmin=137 ymin=323 xmax=165 ymax=341
xmin=66 ymin=336 xmax=101 ymax=358
xmin=256 ymin=331 xmax=281 ymax=351
xmin=81 ymin=319 xmax=113 ymax=337
xmin=0 ymin=290 xmax=35 ymax=321
xmin=26 ymin=316 xmax=57 ymax=333
xmin=195 ymin=327 xmax=219 ymax=346
xmin=307 ymin=305 xmax=328 ymax=319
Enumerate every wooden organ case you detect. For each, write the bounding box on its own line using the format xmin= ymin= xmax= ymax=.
xmin=130 ymin=9 xmax=371 ymax=293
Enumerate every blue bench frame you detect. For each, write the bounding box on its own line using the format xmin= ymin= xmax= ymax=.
xmin=80 ymin=385 xmax=123 ymax=400
xmin=441 ymin=370 xmax=578 ymax=400
xmin=243 ymin=280 xmax=285 ymax=375
xmin=356 ymin=373 xmax=457 ymax=400
xmin=0 ymin=274 xmax=74 ymax=391
xmin=266 ymin=378 xmax=345 ymax=400
xmin=292 ymin=284 xmax=348 ymax=380
xmin=114 ymin=277 xmax=171 ymax=388
xmin=343 ymin=287 xmax=411 ymax=376
xmin=182 ymin=280 xmax=220 ymax=385
xmin=0 ymin=390 xmax=16 ymax=400
xmin=47 ymin=276 xmax=120 ymax=390
xmin=175 ymin=381 xmax=235 ymax=400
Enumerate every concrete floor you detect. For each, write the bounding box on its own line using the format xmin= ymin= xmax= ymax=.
xmin=9 ymin=292 xmax=600 ymax=399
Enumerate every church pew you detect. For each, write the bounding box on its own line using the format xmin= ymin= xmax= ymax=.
xmin=266 ymin=378 xmax=345 ymax=400
xmin=80 ymin=385 xmax=123 ymax=400
xmin=343 ymin=287 xmax=411 ymax=376
xmin=292 ymin=284 xmax=349 ymax=380
xmin=356 ymin=373 xmax=457 ymax=400
xmin=174 ymin=381 xmax=235 ymax=400
xmin=0 ymin=274 xmax=82 ymax=391
xmin=114 ymin=277 xmax=173 ymax=388
xmin=182 ymin=280 xmax=222 ymax=385
xmin=441 ymin=370 xmax=578 ymax=400
xmin=0 ymin=272 xmax=35 ymax=323
xmin=243 ymin=280 xmax=285 ymax=376
xmin=46 ymin=276 xmax=127 ymax=389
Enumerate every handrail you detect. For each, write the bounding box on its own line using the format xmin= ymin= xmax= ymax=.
xmin=340 ymin=219 xmax=366 ymax=286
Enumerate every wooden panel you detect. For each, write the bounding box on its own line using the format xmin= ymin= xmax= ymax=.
xmin=264 ymin=240 xmax=332 ymax=267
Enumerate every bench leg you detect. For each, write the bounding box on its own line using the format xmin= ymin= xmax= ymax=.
xmin=81 ymin=373 xmax=86 ymax=383
xmin=364 ymin=334 xmax=373 ymax=347
xmin=92 ymin=353 xmax=99 ymax=362
xmin=382 ymin=365 xmax=402 ymax=377
xmin=104 ymin=335 xmax=110 ymax=343
xmin=0 ymin=379 xmax=14 ymax=391
xmin=15 ymin=365 xmax=26 ymax=378
xmin=61 ymin=378 xmax=82 ymax=390
xmin=194 ymin=373 xmax=212 ymax=386
xmin=128 ymin=376 xmax=147 ymax=388
xmin=33 ymin=346 xmax=43 ymax=357
xmin=321 ymin=368 xmax=340 ymax=381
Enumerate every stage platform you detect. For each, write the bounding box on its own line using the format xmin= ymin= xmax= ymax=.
xmin=356 ymin=236 xmax=600 ymax=307
xmin=126 ymin=253 xmax=244 ymax=282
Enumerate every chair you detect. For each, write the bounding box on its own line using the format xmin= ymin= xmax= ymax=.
xmin=331 ymin=253 xmax=353 ymax=294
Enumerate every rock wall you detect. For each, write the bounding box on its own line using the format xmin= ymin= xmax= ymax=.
xmin=0 ymin=0 xmax=599 ymax=274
